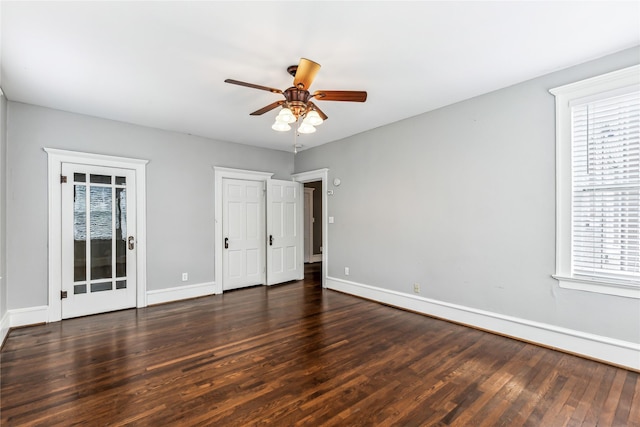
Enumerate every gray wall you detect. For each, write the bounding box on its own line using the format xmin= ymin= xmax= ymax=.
xmin=6 ymin=102 xmax=293 ymax=309
xmin=295 ymin=47 xmax=640 ymax=344
xmin=0 ymin=93 xmax=6 ymax=321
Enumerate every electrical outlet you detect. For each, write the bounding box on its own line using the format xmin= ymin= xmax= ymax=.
xmin=413 ymin=283 xmax=420 ymax=294
xmin=182 ymin=273 xmax=188 ymax=282
xmin=345 ymin=267 xmax=350 ymax=276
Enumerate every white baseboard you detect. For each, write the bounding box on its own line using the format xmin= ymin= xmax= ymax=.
xmin=326 ymin=276 xmax=640 ymax=371
xmin=147 ymin=281 xmax=216 ymax=306
xmin=8 ymin=305 xmax=49 ymax=328
xmin=310 ymin=254 xmax=322 ymax=263
xmin=1 ymin=283 xmax=216 ymax=332
xmin=0 ymin=310 xmax=10 ymax=346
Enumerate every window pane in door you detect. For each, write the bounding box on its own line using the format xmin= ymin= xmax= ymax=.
xmin=74 ymin=185 xmax=87 ymax=282
xmin=90 ymin=174 xmax=112 ymax=184
xmin=91 ymin=282 xmax=112 ymax=292
xmin=90 ymin=186 xmax=112 ymax=280
xmin=115 ymin=187 xmax=127 ymax=278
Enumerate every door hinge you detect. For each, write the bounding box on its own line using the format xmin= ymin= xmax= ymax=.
xmin=60 ymin=175 xmax=68 ymax=184
xmin=61 ymin=290 xmax=68 ymax=299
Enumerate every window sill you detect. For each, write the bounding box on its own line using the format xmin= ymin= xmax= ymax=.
xmin=553 ymin=275 xmax=640 ymax=299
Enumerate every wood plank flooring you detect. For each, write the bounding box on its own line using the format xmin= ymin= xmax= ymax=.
xmin=1 ymin=265 xmax=638 ymax=426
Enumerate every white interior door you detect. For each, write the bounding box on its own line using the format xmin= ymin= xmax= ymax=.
xmin=267 ymin=179 xmax=303 ymax=285
xmin=223 ymin=178 xmax=265 ymax=290
xmin=61 ymin=163 xmax=137 ymax=319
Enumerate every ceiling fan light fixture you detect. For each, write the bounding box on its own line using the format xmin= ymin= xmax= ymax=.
xmin=298 ymin=122 xmax=316 ymax=134
xmin=304 ymin=110 xmax=323 ymax=126
xmin=276 ymin=107 xmax=296 ymax=124
xmin=224 ymin=58 xmax=367 ymax=145
xmin=272 ymin=121 xmax=291 ymax=132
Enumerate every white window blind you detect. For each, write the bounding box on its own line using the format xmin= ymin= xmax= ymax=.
xmin=571 ymin=88 xmax=639 ymax=283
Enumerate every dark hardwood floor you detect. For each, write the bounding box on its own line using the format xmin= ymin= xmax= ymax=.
xmin=1 ymin=264 xmax=638 ymax=426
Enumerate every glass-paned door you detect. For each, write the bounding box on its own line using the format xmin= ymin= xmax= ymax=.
xmin=61 ymin=163 xmax=137 ymax=319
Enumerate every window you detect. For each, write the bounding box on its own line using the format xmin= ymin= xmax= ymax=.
xmin=551 ymin=65 xmax=639 ymax=298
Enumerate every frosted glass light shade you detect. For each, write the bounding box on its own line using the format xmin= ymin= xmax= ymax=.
xmin=277 ymin=108 xmax=296 ymax=124
xmin=272 ymin=121 xmax=291 ymax=131
xmin=305 ymin=110 xmax=323 ymax=126
xmin=298 ymin=122 xmax=316 ymax=134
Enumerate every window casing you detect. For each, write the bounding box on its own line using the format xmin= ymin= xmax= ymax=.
xmin=551 ymin=65 xmax=640 ymax=299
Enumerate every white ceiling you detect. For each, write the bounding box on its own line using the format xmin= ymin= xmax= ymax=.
xmin=2 ymin=1 xmax=639 ymax=152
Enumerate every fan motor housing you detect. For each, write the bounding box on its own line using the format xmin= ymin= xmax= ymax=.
xmin=284 ymin=87 xmax=311 ymax=118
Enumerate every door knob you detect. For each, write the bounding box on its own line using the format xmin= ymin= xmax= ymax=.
xmin=224 ymin=237 xmax=229 ymax=249
xmin=128 ymin=236 xmax=135 ymax=250
xmin=269 ymin=235 xmax=273 ymax=246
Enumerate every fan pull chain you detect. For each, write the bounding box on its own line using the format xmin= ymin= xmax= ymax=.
xmin=294 ymin=120 xmax=299 ymax=154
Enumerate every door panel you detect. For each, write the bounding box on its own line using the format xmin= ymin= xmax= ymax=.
xmin=267 ymin=180 xmax=303 ymax=285
xmin=61 ymin=164 xmax=137 ymax=319
xmin=222 ymin=178 xmax=265 ymax=290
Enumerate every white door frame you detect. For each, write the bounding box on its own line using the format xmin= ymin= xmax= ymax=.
xmin=292 ymin=169 xmax=329 ymax=288
xmin=45 ymin=148 xmax=148 ymax=323
xmin=214 ymin=167 xmax=273 ymax=295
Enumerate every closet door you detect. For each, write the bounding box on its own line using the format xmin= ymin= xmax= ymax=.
xmin=267 ymin=179 xmax=303 ymax=285
xmin=222 ymin=178 xmax=265 ymax=290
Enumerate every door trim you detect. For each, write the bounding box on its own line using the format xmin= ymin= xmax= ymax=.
xmin=45 ymin=148 xmax=149 ymax=322
xmin=214 ymin=167 xmax=273 ymax=294
xmin=292 ymin=169 xmax=329 ymax=288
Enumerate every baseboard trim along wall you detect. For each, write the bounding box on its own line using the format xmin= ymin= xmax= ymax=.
xmin=310 ymin=254 xmax=323 ymax=263
xmin=8 ymin=305 xmax=49 ymax=328
xmin=326 ymin=276 xmax=640 ymax=371
xmin=4 ymin=282 xmax=217 ymax=333
xmin=0 ymin=310 xmax=10 ymax=347
xmin=4 ymin=278 xmax=637 ymax=370
xmin=146 ymin=281 xmax=216 ymax=306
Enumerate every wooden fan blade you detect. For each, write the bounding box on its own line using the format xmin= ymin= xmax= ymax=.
xmin=313 ymin=90 xmax=367 ymax=102
xmin=224 ymin=79 xmax=283 ymax=94
xmin=250 ymin=101 xmax=285 ymax=116
xmin=307 ymin=102 xmax=328 ymax=120
xmin=293 ymin=58 xmax=321 ymax=90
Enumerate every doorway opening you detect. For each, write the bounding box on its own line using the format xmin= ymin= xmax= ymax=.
xmin=292 ymin=168 xmax=328 ymax=288
xmin=303 ymin=181 xmax=323 ymax=264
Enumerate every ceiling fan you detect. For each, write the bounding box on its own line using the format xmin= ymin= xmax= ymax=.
xmin=224 ymin=58 xmax=367 ymax=134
